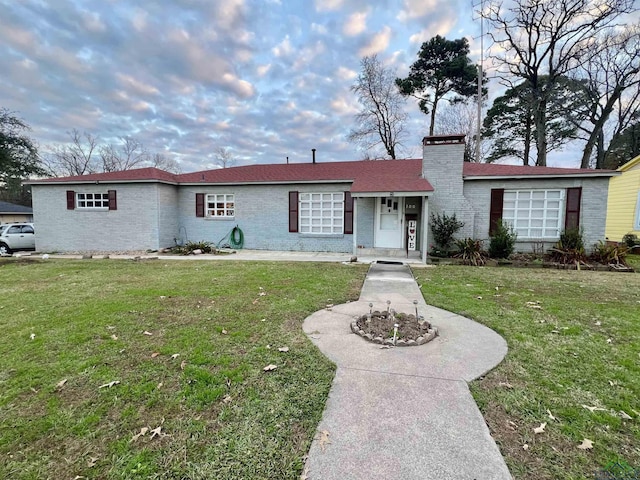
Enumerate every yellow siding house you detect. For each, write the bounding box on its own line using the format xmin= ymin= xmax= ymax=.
xmin=605 ymin=154 xmax=640 ymax=242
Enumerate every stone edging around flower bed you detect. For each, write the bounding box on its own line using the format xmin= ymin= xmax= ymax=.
xmin=350 ymin=320 xmax=438 ymax=347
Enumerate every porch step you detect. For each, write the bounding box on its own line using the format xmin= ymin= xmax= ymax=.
xmin=357 ymin=248 xmax=421 ymax=259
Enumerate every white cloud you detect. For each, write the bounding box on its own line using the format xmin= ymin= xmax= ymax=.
xmin=257 ymin=64 xmax=272 ymax=77
xmin=314 ymin=0 xmax=344 ymax=12
xmin=311 ymin=23 xmax=328 ymax=35
xmin=343 ymin=11 xmax=368 ymax=36
xmin=409 ymin=18 xmax=457 ymax=44
xmin=215 ymin=0 xmax=246 ymax=26
xmin=221 ymin=73 xmax=255 ymax=98
xmin=397 ymin=0 xmax=439 ymax=22
xmin=359 ymin=26 xmax=392 ymax=56
xmin=293 ymin=40 xmax=326 ymax=71
xmin=0 ymin=24 xmax=36 ymax=50
xmin=81 ymin=11 xmax=106 ymax=33
xmin=330 ymin=95 xmax=359 ymax=115
xmin=131 ymin=9 xmax=148 ymax=32
xmin=336 ymin=66 xmax=357 ymax=81
xmin=116 ymin=74 xmax=160 ymax=96
xmin=272 ymin=35 xmax=293 ymax=57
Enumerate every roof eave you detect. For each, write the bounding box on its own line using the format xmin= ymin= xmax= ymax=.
xmin=179 ymin=179 xmax=354 ymax=186
xmin=618 ymin=154 xmax=640 ymax=172
xmin=352 ymin=190 xmax=433 ymax=197
xmin=27 ymin=179 xmax=179 ymax=186
xmin=463 ymin=172 xmax=620 ymax=180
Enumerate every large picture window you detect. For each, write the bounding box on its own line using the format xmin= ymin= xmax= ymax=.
xmin=77 ymin=192 xmax=109 ymax=209
xmin=299 ymin=192 xmax=344 ymax=234
xmin=206 ymin=194 xmax=234 ymax=218
xmin=635 ymin=192 xmax=640 ymax=230
xmin=502 ymin=189 xmax=564 ymax=239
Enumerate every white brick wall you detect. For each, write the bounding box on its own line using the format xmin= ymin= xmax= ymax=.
xmin=423 ymin=141 xmax=476 ymax=241
xmin=463 ymin=177 xmax=610 ymax=252
xmin=32 ymin=184 xmax=172 ymax=252
xmin=177 ymin=183 xmax=354 ymax=252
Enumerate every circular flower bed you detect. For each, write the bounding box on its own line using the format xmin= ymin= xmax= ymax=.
xmin=350 ymin=310 xmax=438 ymax=347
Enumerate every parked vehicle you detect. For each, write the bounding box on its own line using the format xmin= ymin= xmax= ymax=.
xmin=0 ymin=223 xmax=36 ymax=255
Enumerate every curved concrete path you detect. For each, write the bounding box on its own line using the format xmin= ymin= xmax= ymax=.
xmin=302 ymin=263 xmax=512 ymax=480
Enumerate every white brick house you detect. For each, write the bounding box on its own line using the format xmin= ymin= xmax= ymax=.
xmin=28 ymin=135 xmax=617 ymax=260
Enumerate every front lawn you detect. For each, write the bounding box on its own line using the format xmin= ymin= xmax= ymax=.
xmin=415 ymin=266 xmax=640 ymax=480
xmin=0 ymin=259 xmax=366 ymax=480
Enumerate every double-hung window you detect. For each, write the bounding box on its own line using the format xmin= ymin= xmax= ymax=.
xmin=299 ymin=192 xmax=344 ymax=234
xmin=206 ymin=194 xmax=234 ymax=218
xmin=502 ymin=189 xmax=563 ymax=239
xmin=77 ymin=192 xmax=109 ymax=209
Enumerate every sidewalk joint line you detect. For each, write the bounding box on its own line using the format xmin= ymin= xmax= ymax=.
xmin=339 ymin=365 xmax=467 ymax=385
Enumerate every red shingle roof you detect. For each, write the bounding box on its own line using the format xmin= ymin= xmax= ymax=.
xmin=29 ymin=167 xmax=179 ymax=184
xmin=28 ymin=159 xmax=615 ymax=192
xmin=178 ymin=159 xmax=433 ymax=193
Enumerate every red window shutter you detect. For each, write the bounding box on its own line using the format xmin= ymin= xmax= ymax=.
xmin=289 ymin=191 xmax=298 ymax=233
xmin=565 ymin=187 xmax=582 ymax=230
xmin=344 ymin=191 xmax=353 ymax=234
xmin=196 ymin=193 xmax=205 ymax=217
xmin=108 ymin=190 xmax=117 ymax=210
xmin=66 ymin=190 xmax=75 ymax=210
xmin=489 ymin=188 xmax=504 ymax=235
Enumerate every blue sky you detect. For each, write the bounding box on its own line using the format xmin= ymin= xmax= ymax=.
xmin=0 ymin=0 xmax=539 ymax=171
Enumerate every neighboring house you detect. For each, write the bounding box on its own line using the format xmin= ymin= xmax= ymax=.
xmin=605 ymin=154 xmax=640 ymax=243
xmin=0 ymin=200 xmax=33 ymax=224
xmin=28 ymin=135 xmax=617 ymax=260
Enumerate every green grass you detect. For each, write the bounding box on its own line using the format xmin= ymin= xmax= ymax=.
xmin=0 ymin=259 xmax=367 ymax=480
xmin=414 ymin=265 xmax=640 ymax=480
xmin=626 ymin=253 xmax=640 ymax=271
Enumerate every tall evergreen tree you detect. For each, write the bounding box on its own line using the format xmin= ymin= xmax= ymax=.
xmin=396 ymin=36 xmax=482 ymax=136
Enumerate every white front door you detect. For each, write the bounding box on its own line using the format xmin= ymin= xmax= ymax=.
xmin=375 ymin=197 xmax=403 ymax=248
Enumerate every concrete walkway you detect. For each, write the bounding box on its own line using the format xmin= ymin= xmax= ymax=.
xmin=302 ymin=262 xmax=512 ymax=480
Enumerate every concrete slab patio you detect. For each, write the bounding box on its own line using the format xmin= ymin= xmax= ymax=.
xmin=302 ymin=262 xmax=512 ymax=480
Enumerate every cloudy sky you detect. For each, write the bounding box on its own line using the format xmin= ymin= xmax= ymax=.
xmin=3 ymin=0 xmax=509 ymax=171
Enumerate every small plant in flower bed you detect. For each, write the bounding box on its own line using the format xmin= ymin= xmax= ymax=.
xmin=430 ymin=212 xmax=464 ymax=252
xmin=454 ymin=237 xmax=487 ymax=266
xmin=170 ymin=240 xmax=216 ymax=255
xmin=355 ymin=310 xmax=432 ymax=341
xmin=488 ymin=220 xmax=517 ymax=259
xmin=590 ymin=240 xmax=629 ymax=266
xmin=549 ymin=227 xmax=586 ymax=264
xmin=622 ymin=233 xmax=640 ymax=248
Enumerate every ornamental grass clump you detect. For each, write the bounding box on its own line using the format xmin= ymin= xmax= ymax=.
xmin=454 ymin=238 xmax=486 ymax=266
xmin=549 ymin=227 xmax=585 ymax=264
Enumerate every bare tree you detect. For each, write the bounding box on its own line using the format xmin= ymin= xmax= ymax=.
xmin=44 ymin=131 xmax=180 ymax=176
xmin=45 ymin=129 xmax=99 ymax=176
xmin=150 ymin=153 xmax=182 ymax=173
xmin=100 ymin=137 xmax=150 ymax=172
xmin=435 ymin=101 xmax=487 ymax=162
xmin=349 ymin=55 xmax=408 ymax=159
xmin=483 ymin=0 xmax=636 ymax=166
xmin=214 ymin=146 xmax=235 ymax=168
xmin=570 ymin=26 xmax=640 ymax=168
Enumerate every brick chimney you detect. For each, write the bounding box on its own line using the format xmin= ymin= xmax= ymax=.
xmin=422 ymin=134 xmax=473 ymax=239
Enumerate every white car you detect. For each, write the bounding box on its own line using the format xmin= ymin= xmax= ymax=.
xmin=0 ymin=223 xmax=36 ymax=256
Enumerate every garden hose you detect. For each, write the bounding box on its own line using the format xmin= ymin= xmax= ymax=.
xmin=229 ymin=225 xmax=244 ymax=249
xmin=217 ymin=225 xmax=244 ymax=249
